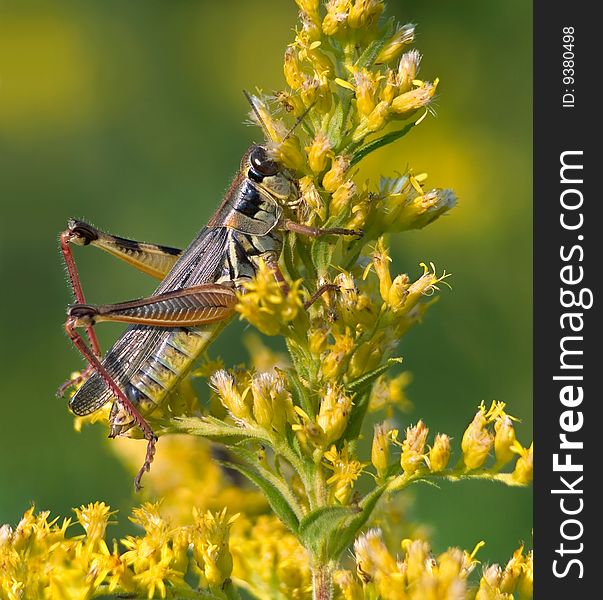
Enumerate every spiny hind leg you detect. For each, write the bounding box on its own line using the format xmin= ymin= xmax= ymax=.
xmin=64 ymin=315 xmax=157 ymax=491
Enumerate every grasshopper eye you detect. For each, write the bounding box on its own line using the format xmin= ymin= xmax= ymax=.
xmin=249 ymin=146 xmax=278 ymax=179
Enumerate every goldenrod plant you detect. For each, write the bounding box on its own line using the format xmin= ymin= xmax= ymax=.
xmin=1 ymin=2 xmax=532 ymax=599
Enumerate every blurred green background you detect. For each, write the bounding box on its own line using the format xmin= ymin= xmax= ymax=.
xmin=0 ymin=0 xmax=531 ymax=566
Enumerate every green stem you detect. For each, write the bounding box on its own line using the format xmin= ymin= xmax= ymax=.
xmin=311 ymin=561 xmax=334 ymax=600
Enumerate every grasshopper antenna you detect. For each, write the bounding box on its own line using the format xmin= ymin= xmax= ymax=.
xmin=243 ymin=89 xmax=275 ymax=141
xmin=243 ymin=89 xmax=312 ymax=143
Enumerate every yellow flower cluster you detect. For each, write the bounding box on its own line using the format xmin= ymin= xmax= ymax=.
xmin=333 ymin=529 xmax=533 ymax=600
xmin=0 ymin=503 xmax=238 ymax=600
xmin=246 ymin=0 xmax=453 ymax=245
xmin=211 ymin=368 xmax=297 ymax=435
xmin=231 ymin=515 xmax=311 ymax=600
xmin=51 ymin=3 xmax=533 ymax=599
xmin=461 ymin=402 xmax=533 ymax=485
xmin=236 ymin=259 xmax=305 ymax=336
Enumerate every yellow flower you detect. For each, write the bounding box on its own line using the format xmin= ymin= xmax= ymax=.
xmin=375 ymin=23 xmax=416 ymax=64
xmin=494 ymin=415 xmax=518 ymax=466
xmin=322 ymin=155 xmax=350 ymax=192
xmin=399 ymin=420 xmax=429 ymax=475
xmin=299 ymin=175 xmax=327 ymax=221
xmin=352 ymin=67 xmax=381 ymax=117
xmin=330 ymin=180 xmax=357 ymax=217
xmin=334 ymin=569 xmax=364 ymax=600
xmin=511 ymin=442 xmax=533 ymax=485
xmin=231 ymin=515 xmax=310 ymax=599
xmin=236 ymin=259 xmax=304 ymax=336
xmin=210 ymin=369 xmax=253 ymax=423
xmin=322 ymin=0 xmax=351 ymax=36
xmin=132 ymin=545 xmax=185 ymax=599
xmin=324 ymin=443 xmax=366 ymax=504
xmin=250 ymin=371 xmax=296 ymax=434
xmin=391 ymin=79 xmax=439 ymax=115
xmin=348 ymin=0 xmax=385 ymax=30
xmin=462 ymin=406 xmax=494 ymax=470
xmin=284 ymin=46 xmax=306 ymax=90
xmin=73 ymin=502 xmax=115 ymax=548
xmin=317 ymin=385 xmax=353 ymax=444
xmin=371 ymin=422 xmax=392 ymax=479
xmin=321 ymin=328 xmax=355 ymax=380
xmin=369 ymin=371 xmax=413 ymax=415
xmin=397 ymin=49 xmax=422 ymax=92
xmin=192 ymin=508 xmax=238 ymax=588
xmin=428 ymin=433 xmax=451 ymax=472
xmin=306 ymin=132 xmax=333 ymax=174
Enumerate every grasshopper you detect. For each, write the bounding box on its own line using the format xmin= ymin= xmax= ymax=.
xmin=59 ymin=103 xmax=360 ymax=489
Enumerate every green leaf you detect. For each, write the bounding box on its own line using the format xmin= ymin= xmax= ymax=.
xmin=217 ymin=458 xmax=300 ymax=534
xmin=350 ymin=122 xmax=416 ymax=167
xmin=343 ymin=390 xmax=370 ymax=442
xmin=226 ymin=446 xmax=305 ymax=520
xmin=286 ymin=369 xmax=315 ymax=418
xmin=343 ymin=358 xmax=403 ymax=441
xmin=330 ymin=485 xmax=388 ymax=559
xmin=356 ymin=17 xmax=395 ymax=69
xmin=311 ymin=238 xmax=335 ymax=277
xmin=285 ymin=339 xmax=311 ymax=385
xmin=327 ymin=100 xmax=346 ymax=147
xmin=298 ymin=505 xmax=356 ymax=558
xmin=346 ymin=357 xmax=404 ymax=393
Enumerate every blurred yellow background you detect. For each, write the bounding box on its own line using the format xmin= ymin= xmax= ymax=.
xmin=0 ymin=0 xmax=531 ymax=565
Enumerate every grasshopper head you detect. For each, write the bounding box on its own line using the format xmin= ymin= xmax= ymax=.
xmin=243 ymin=144 xmax=298 ymax=206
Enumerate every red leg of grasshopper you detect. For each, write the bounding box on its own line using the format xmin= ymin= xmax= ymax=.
xmin=56 ymin=364 xmax=96 ymax=398
xmin=64 ymin=316 xmax=157 ymax=491
xmin=60 ymin=227 xmax=102 ymax=357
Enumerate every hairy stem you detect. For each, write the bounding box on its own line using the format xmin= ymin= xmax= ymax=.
xmin=312 ymin=561 xmax=334 ymax=600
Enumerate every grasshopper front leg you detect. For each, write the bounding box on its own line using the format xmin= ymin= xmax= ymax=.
xmin=281 ymin=219 xmax=362 ymax=239
xmin=279 ymin=219 xmax=362 ymax=308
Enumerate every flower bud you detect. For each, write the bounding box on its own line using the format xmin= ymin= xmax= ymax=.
xmin=348 ymin=0 xmax=384 ymax=30
xmin=330 ymin=180 xmax=357 ymax=217
xmin=354 ymin=68 xmax=378 ymax=117
xmin=210 ymin=370 xmax=252 ymax=422
xmin=494 ymin=416 xmax=517 ymax=466
xmin=322 ymin=155 xmax=350 ymax=192
xmin=322 ymin=0 xmax=349 ymax=36
xmin=366 ymin=100 xmax=390 ymax=134
xmin=317 ymin=385 xmax=353 ymax=444
xmin=306 ymin=132 xmax=332 ymax=174
xmin=462 ymin=408 xmax=494 ymax=470
xmin=321 ymin=329 xmax=355 ymax=380
xmin=371 ymin=422 xmax=391 ymax=479
xmin=397 ymin=49 xmax=422 ymax=93
xmin=284 ymin=46 xmax=306 ymax=90
xmin=429 ymin=433 xmax=451 ymax=472
xmin=391 ymin=79 xmax=438 ymax=115
xmin=400 ymin=420 xmax=429 ymax=475
xmin=375 ymin=23 xmax=416 ymax=64
xmin=511 ymin=442 xmax=533 ymax=485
